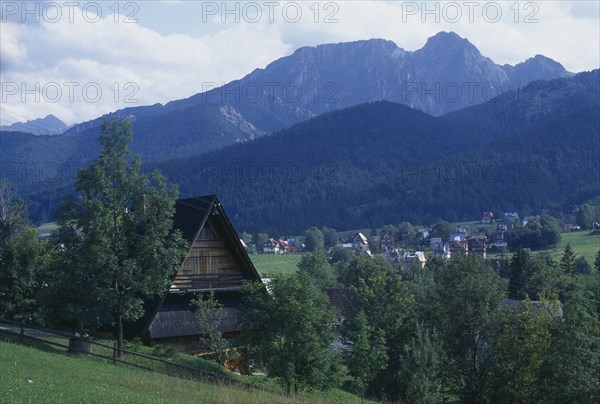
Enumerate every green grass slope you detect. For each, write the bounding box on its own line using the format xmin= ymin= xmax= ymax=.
xmin=0 ymin=340 xmax=365 ymax=404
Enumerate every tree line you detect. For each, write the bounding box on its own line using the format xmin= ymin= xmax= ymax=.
xmin=237 ymin=247 xmax=600 ymax=402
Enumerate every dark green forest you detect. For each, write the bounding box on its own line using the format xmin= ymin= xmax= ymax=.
xmin=150 ymin=71 xmax=600 ymax=233
xmin=4 ymin=70 xmax=599 ymax=232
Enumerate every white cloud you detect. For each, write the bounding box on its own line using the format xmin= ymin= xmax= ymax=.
xmin=0 ymin=1 xmax=598 ymax=126
xmin=0 ymin=4 xmax=291 ymax=125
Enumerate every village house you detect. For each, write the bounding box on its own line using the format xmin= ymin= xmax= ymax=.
xmin=351 ymin=232 xmax=370 ymax=252
xmin=402 ymin=251 xmax=427 ymax=269
xmin=481 ymin=211 xmax=494 ymax=224
xmin=134 ymin=195 xmax=263 ymax=353
xmin=468 ymin=236 xmax=487 ymax=259
xmin=262 ymin=238 xmax=280 ymax=254
xmin=380 ymin=232 xmax=396 ymax=250
xmin=448 ymin=239 xmax=468 ymax=258
xmin=384 ymin=247 xmax=402 ymax=264
xmin=277 ymin=239 xmax=289 ymax=253
xmin=430 ymin=237 xmax=450 ymax=259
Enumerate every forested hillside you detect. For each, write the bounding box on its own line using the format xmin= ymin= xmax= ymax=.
xmin=148 ymin=72 xmax=599 ymax=232
xmin=10 ymin=71 xmax=600 ymax=229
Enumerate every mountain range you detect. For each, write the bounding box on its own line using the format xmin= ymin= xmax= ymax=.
xmin=18 ymin=70 xmax=600 ymax=231
xmin=2 ymin=32 xmax=573 ymax=169
xmin=0 ymin=115 xmax=68 ymax=136
xmin=147 ymin=70 xmax=599 ymax=232
xmin=1 ymin=32 xmax=596 ymax=230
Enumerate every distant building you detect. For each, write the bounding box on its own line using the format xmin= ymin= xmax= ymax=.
xmin=448 ymin=239 xmax=468 ymax=258
xmin=431 ymin=238 xmax=450 ymax=259
xmin=468 ymin=237 xmax=487 ymax=259
xmin=352 ymin=232 xmax=370 ymax=252
xmin=277 ymin=239 xmax=289 ymax=253
xmin=449 ymin=233 xmax=466 ymax=242
xmin=262 ymin=239 xmax=280 ymax=254
xmin=504 ymin=212 xmax=519 ymax=221
xmin=402 ymin=251 xmax=427 ymax=268
xmin=380 ymin=233 xmax=396 ymax=250
xmin=384 ymin=248 xmax=402 ymax=263
xmin=481 ymin=212 xmax=494 ymax=224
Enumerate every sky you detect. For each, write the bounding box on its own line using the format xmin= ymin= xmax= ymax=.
xmin=1 ymin=0 xmax=599 ymax=126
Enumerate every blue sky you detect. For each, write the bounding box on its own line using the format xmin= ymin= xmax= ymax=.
xmin=1 ymin=0 xmax=599 ymax=125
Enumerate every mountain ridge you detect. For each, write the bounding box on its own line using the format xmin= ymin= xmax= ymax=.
xmin=0 ymin=114 xmax=68 ymax=136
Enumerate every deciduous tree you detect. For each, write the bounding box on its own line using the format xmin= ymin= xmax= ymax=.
xmin=192 ymin=292 xmax=228 ymax=366
xmin=242 ymin=272 xmax=338 ymax=395
xmin=304 ymin=226 xmax=325 ymax=253
xmin=56 ymin=118 xmax=187 ymax=355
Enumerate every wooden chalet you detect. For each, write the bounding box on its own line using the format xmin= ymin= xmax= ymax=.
xmin=137 ymin=195 xmax=262 ymax=352
xmin=468 ymin=237 xmax=487 ymax=259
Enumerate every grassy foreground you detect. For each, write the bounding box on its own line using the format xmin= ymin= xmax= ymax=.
xmin=0 ymin=340 xmax=365 ymax=404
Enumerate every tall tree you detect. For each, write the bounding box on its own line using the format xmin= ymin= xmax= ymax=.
xmin=576 ymin=204 xmax=596 ymax=229
xmin=0 ymin=180 xmax=51 ymax=322
xmin=242 ymin=272 xmax=338 ymax=395
xmin=509 ymin=246 xmax=528 ymax=299
xmin=346 ymin=256 xmax=414 ymax=401
xmin=56 ymin=118 xmax=187 ymax=356
xmin=542 ymin=283 xmax=600 ymax=402
xmin=345 ymin=311 xmax=388 ymax=398
xmin=559 ymin=243 xmax=577 ymax=276
xmin=304 ymin=227 xmax=325 ymax=253
xmin=401 ymin=323 xmax=444 ymax=404
xmin=0 ymin=180 xmax=28 ymax=244
xmin=436 ymin=255 xmax=506 ymax=403
xmin=431 ymin=221 xmax=452 ymax=241
xmin=297 ymin=252 xmax=337 ymax=288
xmin=595 ymin=250 xmax=600 ymax=322
xmin=487 ymin=297 xmax=554 ymax=403
xmin=539 ymin=215 xmax=561 ymax=249
xmin=321 ymin=227 xmax=337 ymax=249
xmin=398 ymin=221 xmax=417 ymax=240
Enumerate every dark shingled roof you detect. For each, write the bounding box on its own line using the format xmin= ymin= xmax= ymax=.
xmin=148 ymin=293 xmax=241 ymax=339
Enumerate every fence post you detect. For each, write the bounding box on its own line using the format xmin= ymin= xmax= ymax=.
xmin=113 ymin=342 xmax=117 ymax=364
xmin=20 ymin=320 xmax=25 ymax=342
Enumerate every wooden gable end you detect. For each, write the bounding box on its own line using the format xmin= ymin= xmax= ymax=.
xmin=169 ymin=196 xmax=261 ymax=292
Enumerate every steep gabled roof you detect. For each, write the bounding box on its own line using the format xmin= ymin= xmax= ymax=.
xmin=138 ymin=195 xmax=262 ymax=340
xmin=353 ymin=232 xmax=368 ymax=244
xmin=170 ymin=195 xmax=261 ymax=292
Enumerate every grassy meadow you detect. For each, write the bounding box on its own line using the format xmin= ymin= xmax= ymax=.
xmin=0 ymin=337 xmax=369 ymax=404
xmin=251 ymin=253 xmax=304 ymax=276
xmin=553 ymin=230 xmax=599 ymax=264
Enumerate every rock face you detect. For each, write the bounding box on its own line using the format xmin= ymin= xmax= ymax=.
xmin=60 ymin=31 xmax=572 ymax=146
xmin=206 ymin=31 xmax=572 ymax=128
